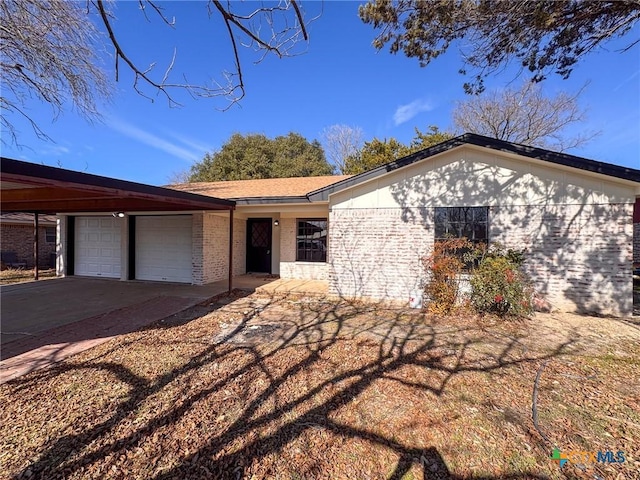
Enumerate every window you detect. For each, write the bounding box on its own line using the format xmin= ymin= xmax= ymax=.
xmin=45 ymin=227 xmax=56 ymax=243
xmin=296 ymin=218 xmax=327 ymax=262
xmin=434 ymin=206 xmax=488 ymax=246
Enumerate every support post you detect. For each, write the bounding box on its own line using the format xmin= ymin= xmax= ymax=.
xmin=33 ymin=212 xmax=39 ymax=281
xmin=228 ymin=208 xmax=234 ymax=293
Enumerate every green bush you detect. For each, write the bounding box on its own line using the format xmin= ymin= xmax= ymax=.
xmin=470 ymin=253 xmax=533 ymax=318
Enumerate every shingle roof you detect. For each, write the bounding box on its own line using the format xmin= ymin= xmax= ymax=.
xmin=1 ymin=212 xmax=57 ymax=225
xmin=170 ymin=175 xmax=352 ymax=201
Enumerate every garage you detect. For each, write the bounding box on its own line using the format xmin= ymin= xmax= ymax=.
xmin=1 ymin=158 xmax=235 ymax=288
xmin=75 ymin=216 xmax=122 ymax=278
xmin=135 ymin=215 xmax=192 ymax=283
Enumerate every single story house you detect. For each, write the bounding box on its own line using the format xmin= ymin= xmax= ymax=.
xmin=2 ymin=133 xmax=639 ymax=316
xmin=1 ymin=212 xmax=57 ymax=269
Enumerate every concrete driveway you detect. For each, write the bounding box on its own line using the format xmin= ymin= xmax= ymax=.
xmin=0 ymin=277 xmax=245 ymax=382
xmin=1 ymin=277 xmax=232 ymax=345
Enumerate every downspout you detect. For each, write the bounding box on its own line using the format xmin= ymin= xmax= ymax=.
xmin=33 ymin=212 xmax=39 ymax=280
xmin=228 ymin=207 xmax=234 ymax=293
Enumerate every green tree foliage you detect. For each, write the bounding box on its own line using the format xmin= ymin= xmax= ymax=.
xmin=343 ymin=126 xmax=453 ymax=175
xmin=187 ymin=132 xmax=333 ymax=182
xmin=359 ymin=0 xmax=640 ymax=93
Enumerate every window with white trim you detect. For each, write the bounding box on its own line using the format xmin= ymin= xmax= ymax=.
xmin=296 ymin=219 xmax=327 ymax=262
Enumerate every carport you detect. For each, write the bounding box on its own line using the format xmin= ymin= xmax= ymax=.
xmin=1 ymin=157 xmax=236 ymax=287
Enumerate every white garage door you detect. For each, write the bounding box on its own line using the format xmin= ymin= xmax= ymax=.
xmin=75 ymin=216 xmax=122 ymax=278
xmin=136 ymin=215 xmax=192 ymax=283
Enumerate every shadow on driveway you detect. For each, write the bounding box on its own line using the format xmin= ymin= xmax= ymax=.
xmin=0 ymin=277 xmax=237 ymax=382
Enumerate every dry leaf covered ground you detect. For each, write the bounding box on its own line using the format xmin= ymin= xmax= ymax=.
xmin=0 ymin=292 xmax=638 ymax=480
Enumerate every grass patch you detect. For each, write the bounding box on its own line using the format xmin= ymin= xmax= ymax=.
xmin=0 ymin=293 xmax=638 ymax=479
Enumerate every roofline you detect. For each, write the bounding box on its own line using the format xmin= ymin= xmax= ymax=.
xmin=232 ymin=196 xmax=312 ymax=205
xmin=307 ymin=133 xmax=640 ymax=201
xmin=1 ymin=157 xmax=236 ymax=210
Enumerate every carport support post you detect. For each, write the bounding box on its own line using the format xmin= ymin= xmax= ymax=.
xmin=33 ymin=212 xmax=39 ymax=280
xmin=228 ymin=208 xmax=234 ymax=293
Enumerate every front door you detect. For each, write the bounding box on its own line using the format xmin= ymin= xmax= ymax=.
xmin=246 ymin=218 xmax=272 ymax=273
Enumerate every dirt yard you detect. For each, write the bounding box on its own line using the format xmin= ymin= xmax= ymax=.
xmin=0 ymin=291 xmax=638 ymax=479
xmin=0 ymin=268 xmax=56 ymax=285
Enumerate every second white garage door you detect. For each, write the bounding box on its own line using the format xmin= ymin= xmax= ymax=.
xmin=136 ymin=215 xmax=193 ymax=283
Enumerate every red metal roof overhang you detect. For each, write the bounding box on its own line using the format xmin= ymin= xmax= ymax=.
xmin=1 ymin=158 xmax=235 ymax=213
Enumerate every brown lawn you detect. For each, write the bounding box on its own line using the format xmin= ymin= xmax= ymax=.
xmin=0 ymin=292 xmax=638 ymax=480
xmin=0 ymin=268 xmax=56 ymax=285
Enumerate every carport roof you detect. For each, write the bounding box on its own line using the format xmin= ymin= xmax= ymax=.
xmin=1 ymin=157 xmax=235 ymax=213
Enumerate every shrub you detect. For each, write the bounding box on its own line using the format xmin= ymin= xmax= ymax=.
xmin=422 ymin=238 xmax=473 ymax=314
xmin=470 ymin=249 xmax=533 ymax=317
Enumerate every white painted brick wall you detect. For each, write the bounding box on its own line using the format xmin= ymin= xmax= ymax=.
xmin=280 ymin=217 xmax=328 ymax=280
xmin=329 ymin=203 xmax=633 ymax=317
xmin=491 ymin=203 xmax=632 ymax=317
xmin=328 ymin=208 xmax=432 ymax=300
xmin=233 ymin=217 xmax=247 ymax=277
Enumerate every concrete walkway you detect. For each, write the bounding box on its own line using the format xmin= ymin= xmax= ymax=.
xmin=0 ymin=275 xmax=328 ymax=383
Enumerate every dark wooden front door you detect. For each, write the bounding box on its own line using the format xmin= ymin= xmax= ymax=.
xmin=246 ymin=218 xmax=272 ymax=273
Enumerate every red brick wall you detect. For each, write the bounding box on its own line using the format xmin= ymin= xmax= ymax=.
xmin=1 ymin=224 xmax=56 ymax=268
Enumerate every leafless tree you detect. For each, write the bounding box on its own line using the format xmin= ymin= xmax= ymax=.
xmin=0 ymin=0 xmax=112 ymax=145
xmin=321 ymin=124 xmax=365 ymax=174
xmin=0 ymin=0 xmax=314 ymax=145
xmin=452 ymin=82 xmax=597 ymax=152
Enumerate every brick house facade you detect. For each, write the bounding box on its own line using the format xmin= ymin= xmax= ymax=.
xmin=326 ymin=144 xmax=636 ymax=316
xmin=46 ymin=134 xmax=640 ymax=317
xmin=0 ymin=213 xmax=57 ymax=269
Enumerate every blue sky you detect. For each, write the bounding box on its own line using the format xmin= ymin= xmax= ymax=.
xmin=2 ymin=1 xmax=639 ymax=185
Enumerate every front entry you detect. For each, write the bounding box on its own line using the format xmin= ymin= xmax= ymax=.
xmin=246 ymin=218 xmax=272 ymax=273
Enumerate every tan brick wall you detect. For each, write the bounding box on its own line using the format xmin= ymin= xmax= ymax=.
xmin=329 ymin=203 xmax=633 ymax=317
xmin=232 ymin=216 xmax=246 ymax=277
xmin=634 ymin=223 xmax=640 ymax=264
xmin=1 ymin=224 xmax=56 ymax=268
xmin=280 ymin=217 xmax=328 ymax=280
xmin=193 ymin=213 xmax=246 ymax=285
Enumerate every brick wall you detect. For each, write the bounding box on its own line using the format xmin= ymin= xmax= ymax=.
xmin=329 ymin=203 xmax=633 ymax=317
xmin=232 ymin=217 xmax=247 ymax=277
xmin=280 ymin=217 xmax=328 ymax=280
xmin=491 ymin=203 xmax=632 ymax=317
xmin=1 ymin=224 xmax=56 ymax=268
xmin=192 ymin=213 xmax=246 ymax=285
xmin=634 ymin=223 xmax=640 ymax=265
xmin=328 ymin=208 xmax=432 ymax=300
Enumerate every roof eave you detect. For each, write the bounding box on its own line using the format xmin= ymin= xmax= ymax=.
xmin=307 ymin=133 xmax=640 ymax=201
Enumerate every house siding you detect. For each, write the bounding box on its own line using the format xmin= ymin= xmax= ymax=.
xmin=1 ymin=224 xmax=56 ymax=268
xmin=193 ymin=213 xmax=246 ymax=285
xmin=634 ymin=223 xmax=640 ymax=265
xmin=280 ymin=217 xmax=328 ymax=280
xmin=327 ymin=148 xmax=636 ymax=316
xmin=328 ymin=208 xmax=431 ymax=300
xmin=491 ymin=203 xmax=632 ymax=316
xmin=329 ymin=204 xmax=633 ymax=316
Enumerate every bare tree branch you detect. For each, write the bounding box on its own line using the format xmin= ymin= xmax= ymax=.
xmin=321 ymin=125 xmax=365 ymax=174
xmin=453 ymin=81 xmax=599 ymax=152
xmin=1 ymin=0 xmax=315 ymax=145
